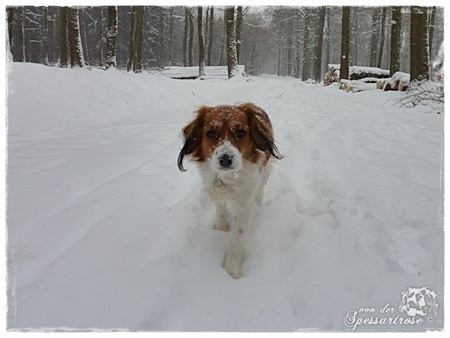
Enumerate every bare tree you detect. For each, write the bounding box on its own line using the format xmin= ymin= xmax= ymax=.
xmin=127 ymin=7 xmax=135 ymax=72
xmin=7 ymin=7 xmax=14 ymax=52
xmin=428 ymin=6 xmax=436 ymax=60
xmin=302 ymin=9 xmax=311 ymax=81
xmin=340 ymin=6 xmax=350 ymax=80
xmin=198 ymin=6 xmax=206 ymax=77
xmin=42 ymin=6 xmax=49 ymax=65
xmin=225 ymin=6 xmax=238 ymax=78
xmin=99 ymin=7 xmax=104 ymax=67
xmin=167 ymin=7 xmax=174 ymax=65
xmin=188 ymin=8 xmax=194 ymax=67
xmin=127 ymin=6 xmax=144 ymax=72
xmin=390 ymin=6 xmax=402 ymax=75
xmin=236 ymin=6 xmax=244 ymax=64
xmin=59 ymin=7 xmax=68 ymax=67
xmin=183 ymin=7 xmax=189 ymax=67
xmin=17 ymin=7 xmax=26 ymax=62
xmin=428 ymin=6 xmax=437 ymax=78
xmin=106 ymin=6 xmax=118 ymax=69
xmin=207 ymin=6 xmax=214 ymax=66
xmin=314 ymin=6 xmax=326 ymax=82
xmin=157 ymin=7 xmax=165 ymax=68
xmin=133 ymin=6 xmax=144 ymax=72
xmin=295 ymin=9 xmax=301 ymax=78
xmin=377 ymin=7 xmax=387 ymax=68
xmin=286 ymin=12 xmax=293 ymax=76
xmin=410 ymin=6 xmax=429 ymax=82
xmin=369 ymin=8 xmax=379 ymax=67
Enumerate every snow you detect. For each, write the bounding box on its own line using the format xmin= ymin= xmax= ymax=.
xmin=340 ymin=79 xmax=377 ymax=92
xmin=352 ymin=66 xmax=390 ymax=77
xmin=6 ymin=63 xmax=444 ymax=332
xmin=392 ymin=72 xmax=411 ymax=86
xmin=162 ymin=65 xmax=245 ymax=79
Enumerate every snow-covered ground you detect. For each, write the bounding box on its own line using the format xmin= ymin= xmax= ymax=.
xmin=6 ymin=63 xmax=444 ymax=332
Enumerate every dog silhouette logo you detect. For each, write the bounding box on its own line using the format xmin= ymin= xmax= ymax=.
xmin=398 ymin=287 xmax=438 ymax=318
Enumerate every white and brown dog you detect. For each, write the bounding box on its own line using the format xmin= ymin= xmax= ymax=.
xmin=178 ymin=103 xmax=282 ymax=278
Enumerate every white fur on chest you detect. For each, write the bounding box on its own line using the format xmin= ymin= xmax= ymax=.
xmin=199 ymin=161 xmax=262 ymax=203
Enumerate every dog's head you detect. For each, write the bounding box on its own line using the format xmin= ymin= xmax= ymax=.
xmin=178 ymin=103 xmax=282 ymax=172
xmin=398 ymin=287 xmax=438 ymax=317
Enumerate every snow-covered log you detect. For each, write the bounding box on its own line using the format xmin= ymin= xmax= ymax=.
xmin=349 ymin=66 xmax=390 ymax=81
xmin=325 ymin=64 xmax=390 ymax=85
xmin=340 ymin=79 xmax=377 ymax=93
xmin=376 ymin=72 xmax=410 ymax=91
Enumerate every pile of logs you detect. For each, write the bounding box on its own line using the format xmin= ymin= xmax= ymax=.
xmin=324 ymin=64 xmax=411 ymax=93
xmin=324 ymin=64 xmax=390 ymax=86
xmin=376 ymin=72 xmax=411 ymax=91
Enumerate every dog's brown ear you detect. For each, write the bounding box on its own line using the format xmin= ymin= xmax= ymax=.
xmin=178 ymin=107 xmax=209 ymax=171
xmin=238 ymin=103 xmax=283 ymax=160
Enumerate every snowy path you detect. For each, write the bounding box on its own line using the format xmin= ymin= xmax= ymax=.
xmin=6 ymin=63 xmax=444 ymax=331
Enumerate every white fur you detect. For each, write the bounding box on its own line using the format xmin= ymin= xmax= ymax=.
xmin=210 ymin=141 xmax=243 ymax=172
xmin=199 ymin=153 xmax=271 ymax=279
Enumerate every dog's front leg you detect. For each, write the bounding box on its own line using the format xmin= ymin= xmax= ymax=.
xmin=214 ymin=202 xmax=230 ymax=232
xmin=224 ymin=202 xmax=254 ymax=279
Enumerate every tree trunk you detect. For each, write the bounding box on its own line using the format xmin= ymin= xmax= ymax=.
xmin=133 ymin=6 xmax=144 ymax=72
xmin=287 ymin=13 xmax=293 ymax=76
xmin=325 ymin=7 xmax=330 ymax=73
xmin=127 ymin=7 xmax=135 ymax=72
xmin=410 ymin=6 xmax=429 ymax=82
xmin=302 ymin=9 xmax=310 ymax=81
xmin=390 ymin=6 xmax=402 ymax=76
xmin=157 ymin=7 xmax=165 ymax=68
xmin=198 ymin=6 xmax=206 ymax=77
xmin=340 ymin=6 xmax=350 ymax=80
xmin=42 ymin=6 xmax=49 ymax=65
xmin=225 ymin=6 xmax=238 ymax=78
xmin=219 ymin=18 xmax=226 ymax=66
xmin=295 ymin=9 xmax=301 ymax=78
xmin=183 ymin=7 xmax=189 ymax=67
xmin=236 ymin=6 xmax=243 ymax=65
xmin=428 ymin=6 xmax=436 ymax=60
xmin=188 ymin=8 xmax=194 ymax=67
xmin=207 ymin=6 xmax=214 ymax=66
xmin=369 ymin=8 xmax=379 ymax=67
xmin=68 ymin=6 xmax=84 ymax=68
xmin=59 ymin=7 xmax=68 ymax=67
xmin=17 ymin=6 xmax=26 ymax=62
xmin=314 ymin=6 xmax=326 ymax=82
xmin=377 ymin=7 xmax=387 ymax=68
xmin=428 ymin=6 xmax=436 ymax=78
xmin=168 ymin=7 xmax=174 ymax=65
xmin=79 ymin=8 xmax=89 ymax=65
xmin=106 ymin=6 xmax=118 ymax=69
xmin=353 ymin=8 xmax=358 ymax=66
xmin=98 ymin=7 xmax=104 ymax=67
xmin=7 ymin=7 xmax=14 ymax=54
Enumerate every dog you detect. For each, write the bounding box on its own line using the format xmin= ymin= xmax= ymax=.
xmin=178 ymin=103 xmax=282 ymax=278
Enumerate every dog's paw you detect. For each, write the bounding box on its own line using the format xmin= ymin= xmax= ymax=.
xmin=224 ymin=255 xmax=241 ymax=279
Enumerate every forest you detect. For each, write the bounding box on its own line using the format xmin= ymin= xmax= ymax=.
xmin=6 ymin=6 xmax=444 ymax=85
xmin=6 ymin=5 xmax=445 ymax=331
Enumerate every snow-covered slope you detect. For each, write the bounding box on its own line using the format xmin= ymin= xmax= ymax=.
xmin=6 ymin=63 xmax=444 ymax=331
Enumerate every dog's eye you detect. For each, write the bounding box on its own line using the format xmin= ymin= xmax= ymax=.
xmin=235 ymin=129 xmax=247 ymax=138
xmin=206 ymin=130 xmax=218 ymax=138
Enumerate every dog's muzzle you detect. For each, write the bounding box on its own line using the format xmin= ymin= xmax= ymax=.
xmin=211 ymin=141 xmax=242 ymax=172
xmin=219 ymin=153 xmax=234 ymax=168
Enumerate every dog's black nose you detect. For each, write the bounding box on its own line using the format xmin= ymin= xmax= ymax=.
xmin=219 ymin=153 xmax=234 ymax=168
